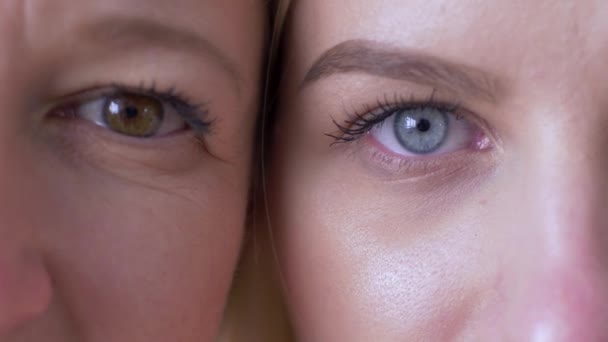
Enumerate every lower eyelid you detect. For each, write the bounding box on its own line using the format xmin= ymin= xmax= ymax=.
xmin=370 ymin=113 xmax=482 ymax=157
xmin=43 ymin=117 xmax=210 ymax=178
xmin=355 ymin=133 xmax=496 ymax=181
xmin=47 ymin=83 xmax=213 ymax=135
xmin=351 ymin=111 xmax=495 ymax=175
xmin=46 ymin=100 xmax=202 ymax=149
xmin=51 ymin=112 xmax=185 ymax=146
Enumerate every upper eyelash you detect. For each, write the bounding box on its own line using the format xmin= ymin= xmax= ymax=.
xmin=110 ymin=82 xmax=215 ymax=135
xmin=327 ymin=91 xmax=462 ymax=145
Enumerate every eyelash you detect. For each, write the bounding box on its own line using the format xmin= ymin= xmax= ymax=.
xmin=55 ymin=82 xmax=214 ymax=136
xmin=131 ymin=82 xmax=214 ymax=135
xmin=327 ymin=91 xmax=463 ymax=144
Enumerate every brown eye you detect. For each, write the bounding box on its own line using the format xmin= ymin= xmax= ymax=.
xmin=103 ymin=93 xmax=164 ymax=137
xmin=52 ymin=87 xmax=204 ymax=139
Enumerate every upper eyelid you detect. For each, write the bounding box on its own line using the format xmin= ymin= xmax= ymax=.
xmin=49 ymin=85 xmax=214 ymax=136
xmin=78 ymin=16 xmax=243 ymax=96
xmin=56 ymin=83 xmax=205 ymax=113
xmin=328 ymin=93 xmax=466 ymax=144
xmin=108 ymin=85 xmax=213 ymax=135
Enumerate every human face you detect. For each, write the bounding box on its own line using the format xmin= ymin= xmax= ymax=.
xmin=271 ymin=0 xmax=608 ymax=340
xmin=0 ymin=0 xmax=264 ymax=341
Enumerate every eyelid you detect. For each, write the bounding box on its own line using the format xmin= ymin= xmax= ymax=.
xmin=49 ymin=83 xmax=214 ymax=137
xmin=356 ymin=135 xmax=495 ymax=181
xmin=328 ymin=92 xmax=499 ymax=165
xmin=370 ymin=110 xmax=477 ymax=157
xmin=328 ymin=92 xmax=463 ymax=144
xmin=323 ymin=90 xmax=502 ymax=183
xmin=76 ymin=94 xmax=185 ymax=137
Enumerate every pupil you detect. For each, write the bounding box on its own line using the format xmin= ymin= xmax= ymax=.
xmin=417 ymin=119 xmax=431 ymax=132
xmin=125 ymin=106 xmax=139 ymax=119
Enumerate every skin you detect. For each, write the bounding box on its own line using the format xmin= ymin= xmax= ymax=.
xmin=270 ymin=0 xmax=608 ymax=340
xmin=0 ymin=0 xmax=264 ymax=341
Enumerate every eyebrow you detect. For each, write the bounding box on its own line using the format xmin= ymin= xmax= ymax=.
xmin=302 ymin=39 xmax=504 ymax=102
xmin=80 ymin=16 xmax=242 ymax=92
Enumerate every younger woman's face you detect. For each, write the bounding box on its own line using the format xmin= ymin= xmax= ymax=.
xmin=0 ymin=0 xmax=264 ymax=341
xmin=271 ymin=0 xmax=608 ymax=340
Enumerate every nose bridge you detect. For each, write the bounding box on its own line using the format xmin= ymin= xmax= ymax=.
xmin=0 ymin=147 xmax=54 ymax=335
xmin=0 ymin=10 xmax=53 ymax=334
xmin=490 ymin=104 xmax=608 ymax=341
xmin=0 ymin=6 xmax=28 ymax=142
xmin=0 ymin=1 xmax=23 ymax=67
xmin=530 ymin=104 xmax=608 ymax=263
xmin=0 ymin=247 xmax=53 ymax=334
xmin=502 ymin=102 xmax=608 ymax=273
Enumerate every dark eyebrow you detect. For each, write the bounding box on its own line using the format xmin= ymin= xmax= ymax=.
xmin=80 ymin=16 xmax=242 ymax=92
xmin=302 ymin=39 xmax=504 ymax=102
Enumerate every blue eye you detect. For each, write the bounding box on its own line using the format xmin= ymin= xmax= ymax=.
xmin=370 ymin=105 xmax=477 ymax=157
xmin=393 ymin=107 xmax=449 ymax=154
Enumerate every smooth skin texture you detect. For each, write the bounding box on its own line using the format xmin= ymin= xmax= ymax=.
xmin=0 ymin=0 xmax=264 ymax=341
xmin=270 ymin=0 xmax=608 ymax=340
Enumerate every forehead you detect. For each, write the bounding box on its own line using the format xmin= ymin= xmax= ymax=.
xmin=288 ymin=0 xmax=608 ymax=86
xmin=291 ymin=0 xmax=607 ymax=47
xmin=20 ymin=0 xmax=261 ymax=15
xmin=0 ymin=0 xmax=266 ymax=87
xmin=17 ymin=0 xmax=263 ymax=26
xmin=5 ymin=0 xmax=264 ymax=58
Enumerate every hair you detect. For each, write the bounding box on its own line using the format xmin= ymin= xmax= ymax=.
xmin=218 ymin=1 xmax=293 ymax=341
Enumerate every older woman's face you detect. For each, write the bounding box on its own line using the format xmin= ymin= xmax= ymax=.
xmin=271 ymin=0 xmax=608 ymax=340
xmin=0 ymin=0 xmax=263 ymax=341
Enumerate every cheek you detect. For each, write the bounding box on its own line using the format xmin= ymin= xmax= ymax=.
xmin=273 ymin=141 xmax=499 ymax=340
xmin=39 ymin=159 xmax=247 ymax=340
